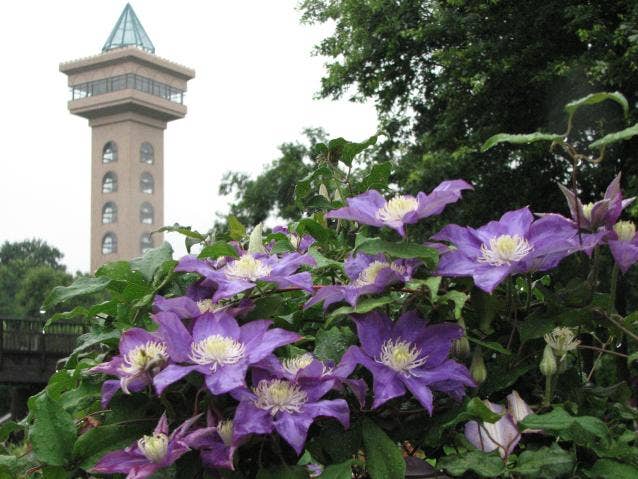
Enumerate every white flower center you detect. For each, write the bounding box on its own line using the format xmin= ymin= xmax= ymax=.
xmin=582 ymin=202 xmax=595 ymax=221
xmin=377 ymin=339 xmax=427 ymax=375
xmin=197 ymin=299 xmax=219 ymax=313
xmin=253 ymin=379 xmax=308 ymax=416
xmin=120 ymin=341 xmax=168 ymax=378
xmin=375 ymin=196 xmax=419 ymax=223
xmin=189 ymin=335 xmax=246 ymax=371
xmin=216 ymin=419 xmax=234 ymax=446
xmin=289 ymin=234 xmax=301 ymax=249
xmin=225 ymin=255 xmax=272 ymax=281
xmin=614 ymin=220 xmax=636 ymax=242
xmin=353 ymin=261 xmax=406 ymax=287
xmin=138 ymin=433 xmax=169 ymax=463
xmin=544 ymin=327 xmax=580 ymax=359
xmin=282 ymin=353 xmax=315 ymax=375
xmin=478 ymin=234 xmax=533 ymax=266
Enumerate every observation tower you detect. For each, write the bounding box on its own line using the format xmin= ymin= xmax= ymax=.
xmin=60 ymin=3 xmax=195 ymax=271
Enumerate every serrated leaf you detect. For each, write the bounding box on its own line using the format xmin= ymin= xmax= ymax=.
xmin=327 ymin=135 xmax=377 ymax=166
xmin=198 ymin=242 xmax=239 ymax=259
xmin=29 ymin=393 xmax=77 ymax=466
xmin=130 ymin=242 xmax=173 ymax=281
xmin=360 ymin=162 xmax=391 ymax=192
xmin=520 ymin=407 xmax=609 ymax=446
xmin=512 ymin=443 xmax=574 ymax=478
xmin=438 ymin=450 xmax=505 ymax=477
xmin=361 ymin=418 xmax=405 ymax=479
xmin=43 ymin=276 xmax=111 ymax=309
xmin=565 ymin=91 xmax=629 ymax=117
xmin=314 ymin=327 xmax=356 ymax=362
xmin=45 ymin=306 xmax=89 ymax=329
xmin=481 ymin=132 xmax=563 ymax=152
xmin=590 ymin=123 xmax=638 ymax=149
xmin=297 ymin=219 xmax=333 ymax=243
xmin=354 ymin=238 xmax=438 ymax=268
xmin=228 ymin=215 xmax=246 ymax=240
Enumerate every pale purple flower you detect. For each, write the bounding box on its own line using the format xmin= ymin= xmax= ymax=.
xmin=608 ymin=220 xmax=638 ymax=272
xmin=177 ymin=252 xmax=315 ymax=302
xmin=338 ymin=311 xmax=474 ymax=413
xmin=559 ymin=173 xmax=634 ymax=231
xmin=90 ymin=328 xmax=169 ymax=407
xmin=433 ymin=207 xmax=578 ymax=293
xmin=305 ymin=253 xmax=417 ymax=310
xmin=271 ymin=226 xmax=316 ymax=253
xmin=152 ymin=311 xmax=300 ymax=396
xmin=231 ymin=374 xmax=350 ymax=455
xmin=326 ymin=180 xmax=473 ymax=237
xmin=464 ymin=400 xmax=521 ymax=459
xmin=91 ymin=414 xmax=197 ymax=478
xmin=184 ymin=411 xmax=242 ymax=470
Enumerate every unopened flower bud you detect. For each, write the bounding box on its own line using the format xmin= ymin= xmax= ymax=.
xmin=452 ymin=318 xmax=470 ymax=357
xmin=333 ymin=188 xmax=342 ymax=202
xmin=319 ymin=183 xmax=330 ymax=200
xmin=614 ymin=220 xmax=636 ymax=242
xmin=470 ymin=347 xmax=487 ymax=385
xmin=248 ymin=223 xmax=266 ymax=254
xmin=540 ymin=344 xmax=557 ymax=376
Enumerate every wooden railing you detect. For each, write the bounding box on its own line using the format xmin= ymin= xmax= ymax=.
xmin=0 ymin=317 xmax=85 ymax=358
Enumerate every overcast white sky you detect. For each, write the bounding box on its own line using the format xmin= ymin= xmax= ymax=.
xmin=0 ymin=1 xmax=378 ymax=273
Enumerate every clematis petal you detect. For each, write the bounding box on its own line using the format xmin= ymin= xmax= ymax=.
xmin=204 ymin=363 xmax=249 ymax=395
xmin=154 ymin=312 xmax=191 ymax=362
xmin=353 ymin=311 xmax=392 ymax=358
xmin=153 ymin=365 xmax=201 ymax=395
xmin=401 ymin=375 xmax=434 ymax=414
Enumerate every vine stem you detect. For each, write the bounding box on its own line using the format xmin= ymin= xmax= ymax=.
xmin=609 ymin=263 xmax=619 ymax=314
xmin=578 ymin=344 xmax=628 ymax=359
xmin=543 ymin=374 xmax=553 ymax=407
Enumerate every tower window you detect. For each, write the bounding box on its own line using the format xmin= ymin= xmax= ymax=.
xmin=102 ymin=141 xmax=118 ymax=163
xmin=140 ymin=202 xmax=154 ymax=224
xmin=140 ymin=142 xmax=154 ymax=164
xmin=102 ymin=202 xmax=117 ymax=224
xmin=102 ymin=172 xmax=118 ymax=193
xmin=102 ymin=233 xmax=118 ymax=255
xmin=140 ymin=172 xmax=154 ymax=194
xmin=140 ymin=233 xmax=154 ymax=254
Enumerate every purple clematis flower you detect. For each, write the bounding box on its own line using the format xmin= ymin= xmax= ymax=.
xmin=305 ymin=253 xmax=418 ymax=310
xmin=433 ymin=207 xmax=578 ymax=293
xmin=559 ymin=173 xmax=634 ymax=231
xmin=326 ymin=180 xmax=473 ymax=237
xmin=177 ymin=252 xmax=315 ymax=302
xmin=152 ymin=311 xmax=300 ymax=396
xmin=91 ymin=328 xmax=169 ymax=407
xmin=231 ymin=372 xmax=350 ymax=455
xmin=271 ymin=226 xmax=316 ymax=253
xmin=184 ymin=411 xmax=242 ymax=470
xmin=338 ymin=311 xmax=474 ymax=413
xmin=91 ymin=413 xmax=198 ymax=479
xmin=608 ymin=220 xmax=638 ymax=273
xmin=464 ymin=400 xmax=521 ymax=459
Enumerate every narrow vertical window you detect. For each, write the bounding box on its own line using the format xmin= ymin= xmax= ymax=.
xmin=140 ymin=172 xmax=154 ymax=194
xmin=102 ymin=233 xmax=118 ymax=255
xmin=140 ymin=202 xmax=154 ymax=224
xmin=102 ymin=141 xmax=117 ymax=163
xmin=140 ymin=233 xmax=154 ymax=254
xmin=102 ymin=202 xmax=117 ymax=224
xmin=102 ymin=172 xmax=118 ymax=193
xmin=140 ymin=142 xmax=154 ymax=164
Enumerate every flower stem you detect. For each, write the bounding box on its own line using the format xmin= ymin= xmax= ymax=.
xmin=609 ymin=263 xmax=619 ymax=314
xmin=543 ymin=374 xmax=553 ymax=407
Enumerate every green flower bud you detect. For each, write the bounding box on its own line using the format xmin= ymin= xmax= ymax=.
xmin=452 ymin=318 xmax=470 ymax=358
xmin=470 ymin=347 xmax=487 ymax=385
xmin=248 ymin=223 xmax=266 ymax=254
xmin=540 ymin=344 xmax=557 ymax=377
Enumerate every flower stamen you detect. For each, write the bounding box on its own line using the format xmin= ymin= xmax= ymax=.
xmin=375 ymin=196 xmax=419 ymax=223
xmin=190 ymin=335 xmax=246 ymax=371
xmin=478 ymin=234 xmax=533 ymax=266
xmin=120 ymin=341 xmax=168 ymax=383
xmin=377 ymin=339 xmax=427 ymax=375
xmin=225 ymin=255 xmax=272 ymax=281
xmin=137 ymin=433 xmax=169 ymax=463
xmin=253 ymin=379 xmax=308 ymax=416
xmin=216 ymin=419 xmax=234 ymax=446
xmin=614 ymin=221 xmax=636 ymax=242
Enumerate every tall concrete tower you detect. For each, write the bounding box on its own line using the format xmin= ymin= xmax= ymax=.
xmin=60 ymin=3 xmax=195 ymax=271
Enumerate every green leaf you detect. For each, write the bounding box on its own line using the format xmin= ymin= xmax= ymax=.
xmin=518 ymin=315 xmax=555 ymax=343
xmin=565 ymin=91 xmax=629 ymax=117
xmin=319 ymin=460 xmax=355 ymax=479
xmin=29 ymin=393 xmax=77 ymax=466
xmin=130 ymin=242 xmax=173 ymax=281
xmin=270 ymin=238 xmax=296 ymax=254
xmin=512 ymin=444 xmax=574 ymax=478
xmin=360 ymin=162 xmax=391 ymax=192
xmin=468 ymin=337 xmax=511 ymax=355
xmin=361 ymin=418 xmax=405 ymax=479
xmin=43 ymin=276 xmax=111 ymax=309
xmin=297 ymin=219 xmax=333 ymax=243
xmin=439 ymin=290 xmax=469 ymax=319
xmin=590 ymin=123 xmax=638 ymax=149
xmin=228 ymin=215 xmax=246 ymax=240
xmin=198 ymin=241 xmax=239 ymax=260
xmin=328 ymin=296 xmax=394 ymax=320
xmin=627 ymin=351 xmax=638 ymax=367
xmin=481 ymin=132 xmax=563 ymax=152
xmin=438 ymin=451 xmax=506 ymax=477
xmin=520 ymin=407 xmax=609 ymax=446
xmin=0 ymin=421 xmax=21 ymax=442
xmin=256 ymin=466 xmax=309 ymax=479
xmin=314 ymin=327 xmax=356 ymax=363
xmin=41 ymin=465 xmax=71 ymax=479
xmin=157 ymin=223 xmax=206 ymax=240
xmin=308 ymin=246 xmax=342 ymax=268
xmin=327 ymin=135 xmax=377 ymax=167
xmin=44 ymin=305 xmax=89 ymax=329
xmin=464 ymin=397 xmax=502 ymax=423
xmin=586 ymin=459 xmax=638 ymax=479
xmin=355 ymin=238 xmax=438 ymax=268
xmin=72 ymin=421 xmax=154 ymax=469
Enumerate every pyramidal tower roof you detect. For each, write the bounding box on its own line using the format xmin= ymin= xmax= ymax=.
xmin=102 ymin=3 xmax=155 ymax=54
